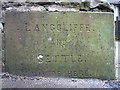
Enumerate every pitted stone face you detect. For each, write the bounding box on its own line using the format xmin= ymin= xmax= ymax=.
xmin=4 ymin=11 xmax=115 ymax=79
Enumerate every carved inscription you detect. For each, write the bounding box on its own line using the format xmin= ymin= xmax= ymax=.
xmin=37 ymin=70 xmax=90 ymax=77
xmin=20 ymin=23 xmax=91 ymax=64
xmin=37 ymin=54 xmax=86 ymax=63
xmin=25 ymin=23 xmax=91 ymax=32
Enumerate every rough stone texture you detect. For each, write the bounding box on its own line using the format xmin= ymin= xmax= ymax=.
xmin=0 ymin=11 xmax=5 ymax=23
xmin=0 ymin=23 xmax=2 ymax=90
xmin=1 ymin=72 xmax=120 ymax=88
xmin=6 ymin=6 xmax=46 ymax=11
xmin=115 ymin=41 xmax=118 ymax=78
xmin=4 ymin=11 xmax=115 ymax=79
xmin=118 ymin=67 xmax=120 ymax=80
xmin=46 ymin=5 xmax=79 ymax=11
xmin=118 ymin=42 xmax=120 ymax=63
xmin=0 ymin=34 xmax=2 ymax=52
xmin=0 ymin=1 xmax=114 ymax=13
xmin=116 ymin=41 xmax=120 ymax=80
xmin=116 ymin=67 xmax=120 ymax=80
xmin=1 ymin=0 xmax=116 ymax=3
xmin=0 ymin=0 xmax=81 ymax=2
xmin=0 ymin=48 xmax=2 ymax=69
xmin=0 ymin=0 xmax=27 ymax=2
xmin=1 ymin=77 xmax=116 ymax=88
xmin=0 ymin=23 xmax=3 ymax=70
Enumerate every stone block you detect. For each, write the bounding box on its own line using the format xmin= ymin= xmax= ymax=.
xmin=4 ymin=11 xmax=115 ymax=79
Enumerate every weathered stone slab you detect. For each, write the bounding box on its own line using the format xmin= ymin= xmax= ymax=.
xmin=4 ymin=11 xmax=115 ymax=79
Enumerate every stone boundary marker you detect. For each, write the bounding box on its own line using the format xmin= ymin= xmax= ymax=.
xmin=4 ymin=11 xmax=115 ymax=79
xmin=0 ymin=1 xmax=117 ymax=80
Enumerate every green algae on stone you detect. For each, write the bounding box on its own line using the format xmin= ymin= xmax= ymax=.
xmin=4 ymin=11 xmax=115 ymax=79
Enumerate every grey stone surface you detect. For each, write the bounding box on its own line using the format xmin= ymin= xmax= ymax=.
xmin=118 ymin=67 xmax=120 ymax=80
xmin=1 ymin=72 xmax=120 ymax=88
xmin=6 ymin=6 xmax=46 ymax=11
xmin=0 ymin=51 xmax=2 ymax=72
xmin=0 ymin=23 xmax=2 ymax=90
xmin=116 ymin=67 xmax=120 ymax=80
xmin=0 ymin=23 xmax=3 ymax=33
xmin=108 ymin=0 xmax=120 ymax=4
xmin=115 ymin=41 xmax=120 ymax=80
xmin=1 ymin=75 xmax=116 ymax=88
xmin=118 ymin=42 xmax=120 ymax=65
xmin=0 ymin=23 xmax=2 ymax=57
xmin=0 ymin=0 xmax=119 ymax=3
xmin=0 ymin=0 xmax=27 ymax=2
xmin=0 ymin=0 xmax=81 ymax=2
xmin=46 ymin=5 xmax=79 ymax=11
xmin=0 ymin=11 xmax=5 ymax=23
xmin=0 ymin=0 xmax=114 ymax=12
xmin=0 ymin=35 xmax=2 ymax=51
xmin=115 ymin=41 xmax=118 ymax=79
